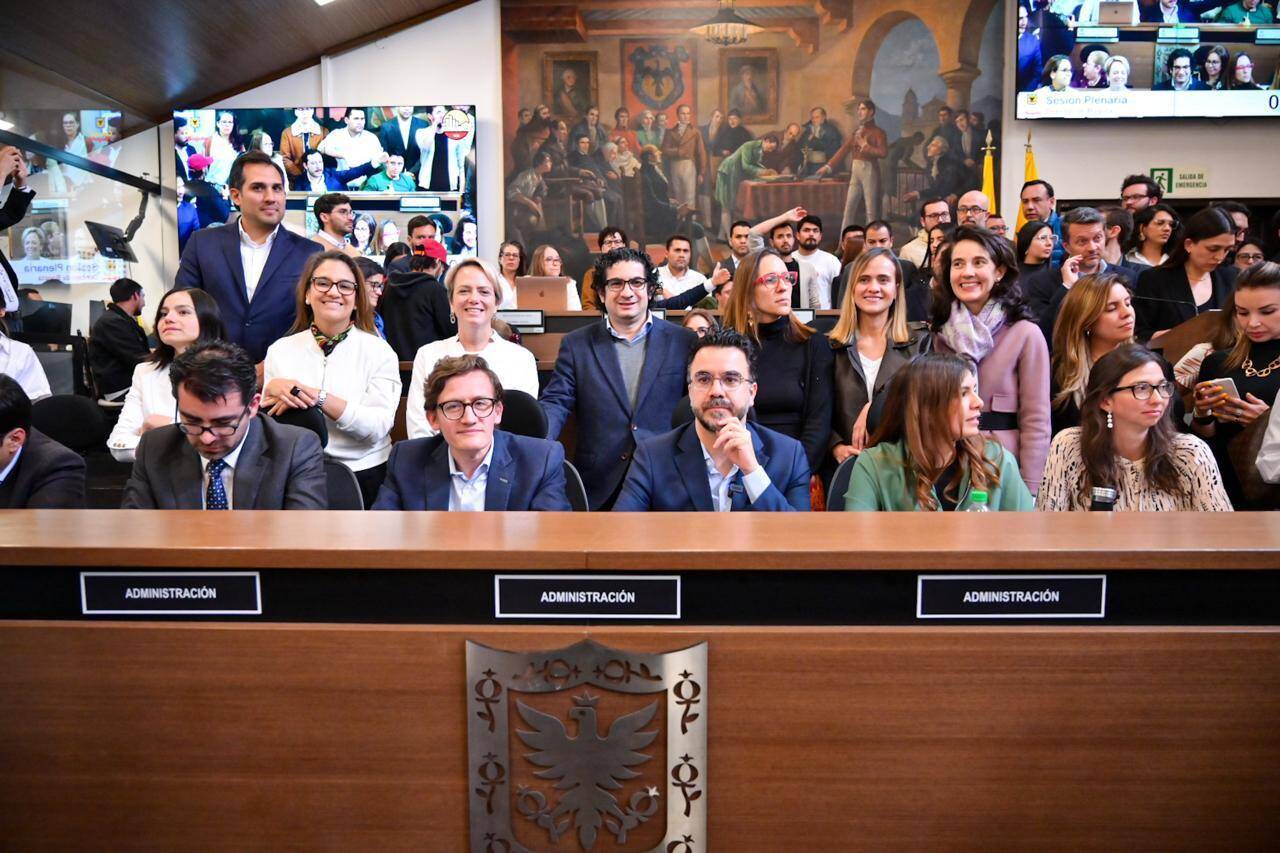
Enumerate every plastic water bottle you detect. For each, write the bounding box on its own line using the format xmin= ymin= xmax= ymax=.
xmin=964 ymin=490 xmax=990 ymax=512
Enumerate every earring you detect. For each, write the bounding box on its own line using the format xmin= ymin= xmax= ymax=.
xmin=449 ymin=313 xmax=457 ymax=324
xmin=1106 ymin=411 xmax=1114 ymax=430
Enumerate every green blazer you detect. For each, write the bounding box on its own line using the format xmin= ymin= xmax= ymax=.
xmin=841 ymin=438 xmax=1034 ymax=511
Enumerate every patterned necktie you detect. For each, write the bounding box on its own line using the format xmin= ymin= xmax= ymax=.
xmin=206 ymin=458 xmax=229 ymax=510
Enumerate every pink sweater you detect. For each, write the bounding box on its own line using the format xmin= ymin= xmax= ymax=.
xmin=934 ymin=319 xmax=1051 ymax=494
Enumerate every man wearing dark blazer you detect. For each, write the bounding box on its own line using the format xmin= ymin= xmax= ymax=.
xmin=378 ymin=106 xmax=428 ymax=179
xmin=0 ymin=375 xmax=86 ymax=509
xmin=1 ymin=146 xmax=35 ymax=331
xmin=88 ymin=277 xmax=150 ymax=400
xmin=175 ymin=151 xmax=321 ymax=362
xmin=121 ymin=341 xmax=327 ymax=510
xmin=290 ymin=149 xmax=383 ymax=193
xmin=540 ymin=247 xmax=698 ymax=510
xmin=1140 ymin=0 xmax=1229 ymax=22
xmin=614 ymin=326 xmax=810 ymax=511
xmin=373 ymin=354 xmax=569 ymax=511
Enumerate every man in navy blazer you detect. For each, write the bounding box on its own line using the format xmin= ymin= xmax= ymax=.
xmin=373 ymin=354 xmax=569 ymax=511
xmin=378 ymin=106 xmax=428 ymax=178
xmin=539 ymin=247 xmax=698 ymax=510
xmin=614 ymin=326 xmax=810 ymax=511
xmin=291 ymin=149 xmax=384 ymax=192
xmin=175 ymin=151 xmax=321 ymax=362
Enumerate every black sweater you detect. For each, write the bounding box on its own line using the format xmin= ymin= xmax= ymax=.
xmin=752 ymin=316 xmax=834 ymax=472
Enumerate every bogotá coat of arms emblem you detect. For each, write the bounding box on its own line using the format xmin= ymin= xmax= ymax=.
xmin=467 ymin=638 xmax=708 ymax=853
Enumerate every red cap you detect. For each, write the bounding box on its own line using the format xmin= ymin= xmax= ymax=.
xmin=187 ymin=154 xmax=213 ymax=171
xmin=417 ymin=238 xmax=447 ymax=262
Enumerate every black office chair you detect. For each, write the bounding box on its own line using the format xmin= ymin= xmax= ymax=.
xmin=31 ymin=394 xmax=106 ymax=453
xmin=324 ymin=460 xmax=364 ymax=510
xmin=562 ymin=460 xmax=589 ymax=511
xmin=826 ymin=455 xmax=858 ymax=512
xmin=498 ymin=389 xmax=547 ymax=438
xmin=270 ymin=407 xmax=328 ymax=448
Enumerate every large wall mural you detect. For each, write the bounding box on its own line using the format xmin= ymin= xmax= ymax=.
xmin=501 ymin=0 xmax=1004 ymax=273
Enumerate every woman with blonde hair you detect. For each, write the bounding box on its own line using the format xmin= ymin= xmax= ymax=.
xmin=263 ymin=250 xmax=402 ymax=507
xmin=842 ymin=354 xmax=1033 ymax=511
xmin=827 ymin=247 xmax=929 ymax=469
xmin=1050 ymin=271 xmax=1136 ymax=435
xmin=723 ymin=248 xmax=833 ymax=472
xmin=528 ymin=243 xmax=583 ymax=310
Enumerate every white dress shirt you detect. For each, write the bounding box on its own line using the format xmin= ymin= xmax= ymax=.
xmin=0 ymin=446 xmax=22 ymax=485
xmin=448 ymin=443 xmax=495 ymax=511
xmin=700 ymin=441 xmax=771 ymax=511
xmin=263 ymin=328 xmax=402 ymax=471
xmin=238 ymin=221 xmax=279 ymax=302
xmin=406 ymin=332 xmax=540 ymax=439
xmin=107 ymin=362 xmax=174 ymax=463
xmin=0 ymin=334 xmax=52 ymax=401
xmin=199 ymin=428 xmax=249 ymax=509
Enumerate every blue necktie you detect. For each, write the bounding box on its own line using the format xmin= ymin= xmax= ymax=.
xmin=206 ymin=458 xmax=229 ymax=510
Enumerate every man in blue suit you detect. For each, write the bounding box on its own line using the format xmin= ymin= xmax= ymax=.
xmin=175 ymin=151 xmax=321 ymax=363
xmin=291 ymin=149 xmax=384 ymax=193
xmin=378 ymin=106 xmax=428 ymax=178
xmin=373 ymin=354 xmax=569 ymax=511
xmin=614 ymin=326 xmax=810 ymax=511
xmin=540 ymin=247 xmax=698 ymax=510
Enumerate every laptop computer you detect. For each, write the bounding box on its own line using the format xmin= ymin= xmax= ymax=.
xmin=515 ymin=276 xmax=571 ymax=311
xmin=1098 ymin=1 xmax=1138 ymax=25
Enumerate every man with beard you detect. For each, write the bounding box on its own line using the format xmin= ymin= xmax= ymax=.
xmin=613 ymin=325 xmax=810 ymax=511
xmin=794 ymin=215 xmax=842 ymax=310
xmin=748 ymin=207 xmax=821 ymax=308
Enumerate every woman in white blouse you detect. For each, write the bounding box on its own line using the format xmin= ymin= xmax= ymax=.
xmin=107 ymin=288 xmax=225 ymax=462
xmin=496 ymin=240 xmax=525 ymax=309
xmin=528 ymin=244 xmax=583 ymax=311
xmin=1038 ymin=344 xmax=1231 ymax=511
xmin=263 ymin=251 xmax=402 ymax=507
xmin=406 ymin=258 xmax=539 ymax=439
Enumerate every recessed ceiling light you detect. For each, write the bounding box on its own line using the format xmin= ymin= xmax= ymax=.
xmin=314 ymin=0 xmax=341 ymax=5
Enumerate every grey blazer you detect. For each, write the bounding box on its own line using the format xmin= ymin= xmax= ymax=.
xmin=122 ymin=416 xmax=328 ymax=510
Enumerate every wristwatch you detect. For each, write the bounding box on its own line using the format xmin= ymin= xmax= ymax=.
xmin=315 ymin=389 xmax=328 ymax=410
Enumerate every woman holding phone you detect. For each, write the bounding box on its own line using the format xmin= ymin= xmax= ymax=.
xmin=1038 ymin=344 xmax=1231 ymax=511
xmin=1191 ymin=261 xmax=1280 ymax=505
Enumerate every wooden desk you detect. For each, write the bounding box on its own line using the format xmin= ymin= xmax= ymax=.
xmin=1 ymin=512 xmax=1278 ymax=850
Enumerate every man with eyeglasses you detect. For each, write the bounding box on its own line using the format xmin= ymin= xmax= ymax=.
xmin=311 ymin=193 xmax=361 ymax=258
xmin=580 ymin=226 xmax=629 ymax=311
xmin=122 ymin=341 xmax=327 ymax=509
xmin=832 ymin=219 xmax=927 ymax=320
xmin=986 ymin=215 xmax=1010 ymax=240
xmin=540 ymin=247 xmax=697 ymax=510
xmin=1119 ymin=175 xmax=1163 ymax=214
xmin=898 ymin=197 xmax=951 ymax=268
xmin=372 ymin=354 xmax=569 ymax=511
xmin=955 ymin=190 xmax=990 ymax=228
xmin=613 ymin=325 xmax=809 ymax=511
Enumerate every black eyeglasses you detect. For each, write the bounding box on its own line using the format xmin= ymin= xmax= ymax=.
xmin=311 ymin=277 xmax=357 ymax=295
xmin=174 ymin=405 xmax=251 ymax=437
xmin=1111 ymin=380 xmax=1175 ymax=401
xmin=604 ymin=278 xmax=649 ymax=293
xmin=436 ymin=397 xmax=498 ymax=420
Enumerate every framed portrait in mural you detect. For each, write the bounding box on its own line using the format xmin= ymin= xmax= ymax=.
xmin=620 ymin=38 xmax=697 ymax=126
xmin=720 ymin=48 xmax=778 ymax=125
xmin=542 ymin=51 xmax=598 ymax=120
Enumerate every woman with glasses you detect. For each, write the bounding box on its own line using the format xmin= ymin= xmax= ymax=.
xmin=354 ymin=257 xmax=387 ymax=339
xmin=108 ymin=289 xmax=226 ymax=463
xmin=263 ymin=251 xmax=402 ymax=507
xmin=1191 ymin=261 xmax=1280 ymax=506
xmin=1228 ymin=52 xmax=1266 ymax=90
xmin=1038 ymin=344 xmax=1230 ymax=511
xmin=930 ymin=226 xmax=1050 ymax=495
xmin=528 ymin=244 xmax=583 ymax=310
xmin=841 ymin=354 xmax=1033 ymax=511
xmin=681 ymin=308 xmax=717 ymax=338
xmin=1017 ymin=220 xmax=1055 ymax=278
xmin=405 ymin=258 xmax=539 ymax=440
xmin=496 ymin=240 xmax=526 ymax=309
xmin=722 ymin=248 xmax=834 ymax=474
xmin=1235 ymin=237 xmax=1267 ymax=272
xmin=828 ymin=248 xmax=930 ymax=472
xmin=1124 ymin=204 xmax=1177 ymax=268
xmin=1134 ymin=207 xmax=1238 ymax=343
xmin=1050 ymin=272 xmax=1136 ymax=435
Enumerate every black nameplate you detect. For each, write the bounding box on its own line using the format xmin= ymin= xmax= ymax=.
xmin=81 ymin=572 xmax=262 ymax=615
xmin=495 ymin=574 xmax=680 ymax=619
xmin=917 ymin=574 xmax=1106 ymax=619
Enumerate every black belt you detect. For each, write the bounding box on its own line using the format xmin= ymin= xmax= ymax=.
xmin=979 ymin=411 xmax=1019 ymax=431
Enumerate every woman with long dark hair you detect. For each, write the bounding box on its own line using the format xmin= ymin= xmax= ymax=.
xmin=496 ymin=240 xmax=526 ymax=309
xmin=1134 ymin=207 xmax=1238 ymax=342
xmin=1016 ymin=219 xmax=1054 ymax=278
xmin=1038 ymin=344 xmax=1230 ymax=511
xmin=107 ymin=289 xmax=226 ymax=462
xmin=204 ymin=110 xmax=244 ymax=189
xmin=263 ymin=250 xmax=402 ymax=507
xmin=930 ymin=226 xmax=1051 ymax=494
xmin=841 ymin=353 xmax=1033 ymax=511
xmin=1124 ymin=204 xmax=1177 ymax=268
xmin=723 ymin=248 xmax=834 ymax=472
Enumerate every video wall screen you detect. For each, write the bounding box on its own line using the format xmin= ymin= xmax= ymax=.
xmin=172 ymin=105 xmax=478 ymax=257
xmin=1015 ymin=2 xmax=1280 ymax=119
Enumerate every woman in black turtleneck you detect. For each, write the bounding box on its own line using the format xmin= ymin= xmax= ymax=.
xmin=723 ymin=248 xmax=834 ymax=472
xmin=1017 ymin=219 xmax=1054 ymax=279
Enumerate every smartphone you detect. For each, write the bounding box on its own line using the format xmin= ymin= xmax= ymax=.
xmin=1210 ymin=377 xmax=1241 ymax=401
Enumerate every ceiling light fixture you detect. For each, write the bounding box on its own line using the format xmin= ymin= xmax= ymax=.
xmin=690 ymin=0 xmax=763 ymax=47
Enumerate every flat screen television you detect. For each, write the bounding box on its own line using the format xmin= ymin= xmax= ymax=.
xmin=172 ymin=105 xmax=479 ymax=258
xmin=1014 ymin=2 xmax=1280 ymax=119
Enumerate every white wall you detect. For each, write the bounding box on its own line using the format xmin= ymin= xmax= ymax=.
xmin=998 ymin=12 xmax=1280 ymax=212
